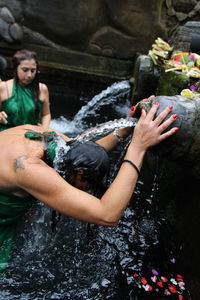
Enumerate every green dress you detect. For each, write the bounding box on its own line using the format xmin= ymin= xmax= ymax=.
xmin=0 ymin=81 xmax=43 ymax=131
xmin=0 ymin=190 xmax=35 ymax=273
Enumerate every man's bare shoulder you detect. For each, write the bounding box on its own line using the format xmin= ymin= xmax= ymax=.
xmin=14 ymin=155 xmax=46 ymax=172
xmin=14 ymin=155 xmax=47 ymax=173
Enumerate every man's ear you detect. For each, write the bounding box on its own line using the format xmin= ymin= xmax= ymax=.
xmin=77 ymin=169 xmax=88 ymax=182
xmin=77 ymin=169 xmax=84 ymax=175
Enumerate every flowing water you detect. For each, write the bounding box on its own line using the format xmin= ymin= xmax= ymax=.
xmin=0 ymin=81 xmax=190 ymax=300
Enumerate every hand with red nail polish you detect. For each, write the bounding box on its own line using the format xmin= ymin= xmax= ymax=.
xmin=172 ymin=114 xmax=178 ymax=119
xmin=130 ymin=102 xmax=179 ymax=152
xmin=127 ymin=105 xmax=135 ymax=118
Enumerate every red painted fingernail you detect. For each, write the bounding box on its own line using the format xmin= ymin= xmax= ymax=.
xmin=154 ymin=102 xmax=159 ymax=105
xmin=168 ymin=105 xmax=173 ymax=110
xmin=172 ymin=114 xmax=178 ymax=119
xmin=131 ymin=106 xmax=135 ymax=111
xmin=174 ymin=128 xmax=179 ymax=132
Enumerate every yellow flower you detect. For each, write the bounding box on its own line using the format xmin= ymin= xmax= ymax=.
xmin=181 ymin=89 xmax=200 ymax=99
xmin=181 ymin=89 xmax=193 ymax=98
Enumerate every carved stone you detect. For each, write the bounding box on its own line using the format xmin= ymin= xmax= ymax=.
xmin=135 ymin=95 xmax=200 ymax=179
xmin=0 ymin=0 xmax=199 ymax=79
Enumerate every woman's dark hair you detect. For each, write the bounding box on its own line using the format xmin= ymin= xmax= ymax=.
xmin=12 ymin=49 xmax=40 ymax=116
xmin=56 ymin=140 xmax=110 ymax=195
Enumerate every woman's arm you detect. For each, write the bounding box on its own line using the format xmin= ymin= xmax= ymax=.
xmin=0 ymin=81 xmax=8 ymax=124
xmin=99 ymin=103 xmax=177 ymax=224
xmin=16 ymin=103 xmax=178 ymax=226
xmin=97 ymin=96 xmax=156 ymax=152
xmin=40 ymin=83 xmax=51 ymax=127
xmin=96 ymin=106 xmax=135 ymax=151
xmin=96 ymin=126 xmax=132 ymax=152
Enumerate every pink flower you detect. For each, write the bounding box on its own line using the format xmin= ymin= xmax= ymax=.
xmin=151 ymin=276 xmax=157 ymax=282
xmin=164 ymin=289 xmax=171 ymax=295
xmin=161 ymin=276 xmax=168 ymax=282
xmin=178 ymin=281 xmax=185 ymax=289
xmin=142 ymin=284 xmax=152 ymax=291
xmin=176 ymin=274 xmax=184 ymax=282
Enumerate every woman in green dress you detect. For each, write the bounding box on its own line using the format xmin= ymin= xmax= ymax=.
xmin=0 ymin=49 xmax=51 ymax=131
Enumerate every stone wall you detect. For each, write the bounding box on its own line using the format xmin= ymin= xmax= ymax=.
xmin=0 ymin=0 xmax=199 ymax=79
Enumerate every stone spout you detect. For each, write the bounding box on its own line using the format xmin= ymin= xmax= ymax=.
xmin=134 ymin=95 xmax=200 ymax=179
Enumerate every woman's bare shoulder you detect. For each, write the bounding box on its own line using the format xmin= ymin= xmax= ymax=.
xmin=0 ymin=79 xmax=13 ymax=90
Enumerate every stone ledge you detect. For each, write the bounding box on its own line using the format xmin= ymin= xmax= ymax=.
xmin=0 ymin=43 xmax=134 ymax=82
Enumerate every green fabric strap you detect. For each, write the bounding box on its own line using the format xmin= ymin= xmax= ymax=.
xmin=24 ymin=130 xmax=57 ymax=162
xmin=0 ymin=189 xmax=35 ymax=273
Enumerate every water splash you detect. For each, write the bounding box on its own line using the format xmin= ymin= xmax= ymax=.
xmin=75 ymin=117 xmax=137 ymax=141
xmin=73 ymin=80 xmax=130 ymax=125
xmin=50 ymin=80 xmax=131 ymax=134
xmin=53 ymin=135 xmax=71 ymax=175
xmin=50 ymin=116 xmax=78 ymax=135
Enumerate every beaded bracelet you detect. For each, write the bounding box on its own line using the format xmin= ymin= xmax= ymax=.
xmin=122 ymin=159 xmax=140 ymax=177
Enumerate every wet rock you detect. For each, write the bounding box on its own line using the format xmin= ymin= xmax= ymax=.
xmin=9 ymin=23 xmax=23 ymax=42
xmin=135 ymin=95 xmax=200 ymax=179
xmin=0 ymin=7 xmax=15 ymax=23
xmin=0 ymin=18 xmax=12 ymax=43
xmin=0 ymin=6 xmax=23 ymax=43
xmin=131 ymin=55 xmax=161 ymax=102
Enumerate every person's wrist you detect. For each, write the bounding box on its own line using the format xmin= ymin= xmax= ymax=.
xmin=116 ymin=127 xmax=132 ymax=139
xmin=129 ymin=139 xmax=147 ymax=156
xmin=125 ymin=144 xmax=146 ymax=172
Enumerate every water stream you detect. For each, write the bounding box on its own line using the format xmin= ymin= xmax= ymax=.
xmin=0 ymin=81 xmax=190 ymax=300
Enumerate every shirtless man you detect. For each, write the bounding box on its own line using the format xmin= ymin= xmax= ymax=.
xmin=0 ymin=103 xmax=178 ymax=271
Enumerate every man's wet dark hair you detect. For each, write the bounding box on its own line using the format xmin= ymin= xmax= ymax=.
xmin=55 ymin=140 xmax=110 ymax=194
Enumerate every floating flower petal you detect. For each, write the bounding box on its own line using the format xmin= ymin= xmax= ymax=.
xmin=152 ymin=269 xmax=159 ymax=275
xmin=141 ymin=277 xmax=147 ymax=285
xmin=161 ymin=276 xmax=168 ymax=282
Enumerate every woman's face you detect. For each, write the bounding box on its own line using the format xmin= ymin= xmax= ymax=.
xmin=16 ymin=59 xmax=37 ymax=85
